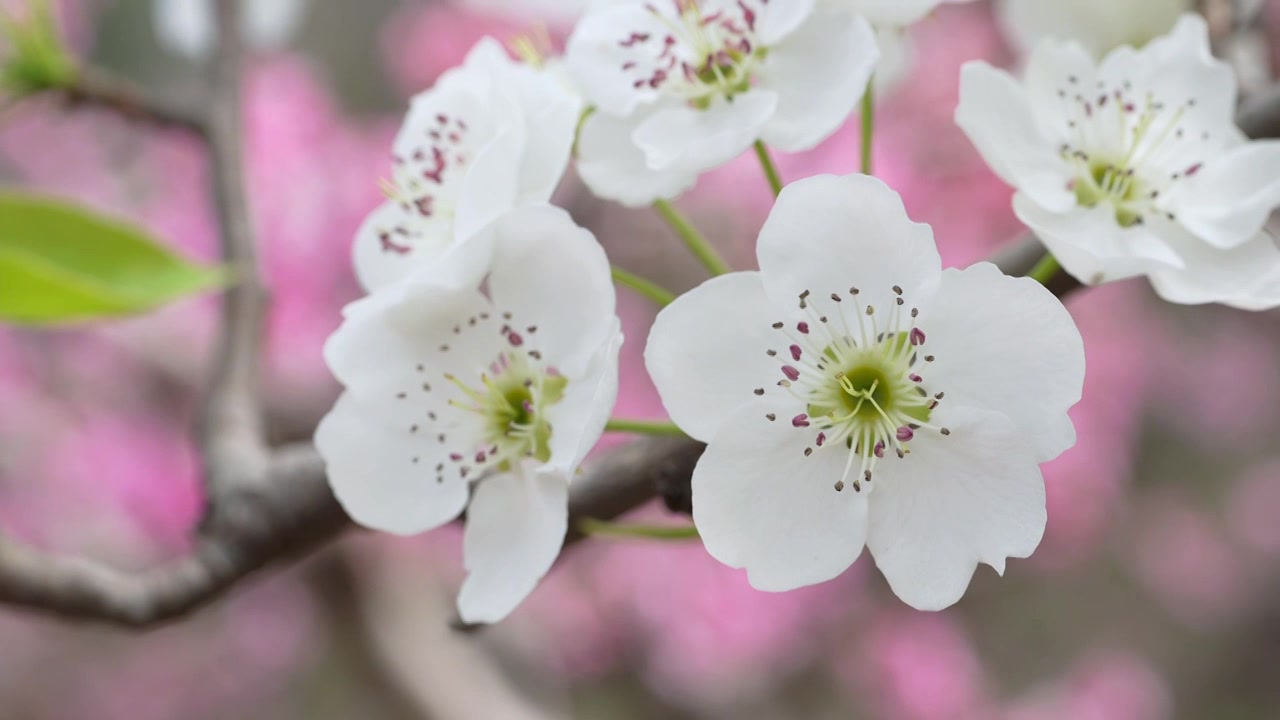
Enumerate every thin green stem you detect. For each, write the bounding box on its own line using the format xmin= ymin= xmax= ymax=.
xmin=605 ymin=418 xmax=686 ymax=437
xmin=578 ymin=518 xmax=700 ymax=541
xmin=753 ymin=139 xmax=783 ymax=197
xmin=860 ymin=75 xmax=875 ymax=175
xmin=1026 ymin=252 xmax=1061 ymax=286
xmin=611 ymin=266 xmax=676 ymax=306
xmin=653 ymin=199 xmax=731 ymax=276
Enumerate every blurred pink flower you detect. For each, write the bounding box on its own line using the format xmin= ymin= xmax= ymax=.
xmin=1132 ymin=496 xmax=1252 ymax=630
xmin=1003 ymin=652 xmax=1173 ymax=720
xmin=379 ymin=2 xmax=525 ymax=96
xmin=1149 ymin=312 xmax=1280 ymax=451
xmin=1033 ymin=285 xmax=1153 ymax=570
xmin=604 ymin=538 xmax=852 ymax=707
xmin=1226 ymin=457 xmax=1280 ymax=558
xmin=847 ymin=612 xmax=991 ymax=720
xmin=9 ymin=412 xmax=203 ymax=555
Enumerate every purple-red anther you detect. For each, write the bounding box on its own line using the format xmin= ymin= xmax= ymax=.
xmin=816 ymin=432 xmax=826 ymax=447
xmin=909 ymin=373 xmax=923 ymax=383
xmin=507 ymin=331 xmax=524 ymax=347
xmin=873 ymin=440 xmax=885 ymax=458
xmin=782 ymin=365 xmax=800 ymax=381
xmin=797 ymin=321 xmax=810 ymax=334
xmin=910 ymin=327 xmax=926 ymax=346
xmin=896 ymin=426 xmax=914 ymax=441
xmin=790 ymin=344 xmax=802 ymax=361
xmin=791 ymin=414 xmax=810 ymax=428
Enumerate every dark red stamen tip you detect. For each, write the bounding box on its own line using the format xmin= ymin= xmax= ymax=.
xmin=896 ymin=426 xmax=914 ymax=441
xmin=910 ymin=328 xmax=926 ymax=346
xmin=782 ymin=366 xmax=800 ymax=381
xmin=789 ymin=344 xmax=802 ymax=361
xmin=791 ymin=414 xmax=810 ymax=428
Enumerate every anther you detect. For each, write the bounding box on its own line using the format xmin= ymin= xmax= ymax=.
xmin=797 ymin=322 xmax=810 ymax=334
xmin=772 ymin=321 xmax=784 ymax=329
xmin=940 ymin=427 xmax=951 ymax=436
xmin=893 ymin=285 xmax=903 ymax=295
xmin=831 ymin=293 xmax=842 ymax=302
xmin=896 ymin=426 xmax=914 ymax=441
xmin=804 ymin=447 xmax=813 ymax=456
xmin=753 ymin=388 xmax=764 ymax=395
xmin=782 ymin=366 xmax=800 ymax=381
xmin=910 ymin=328 xmax=926 ymax=346
xmin=834 ymin=480 xmax=845 ymax=492
xmin=765 ymin=413 xmax=776 ymax=421
xmin=791 ymin=414 xmax=810 ymax=428
xmin=790 ymin=344 xmax=802 ymax=361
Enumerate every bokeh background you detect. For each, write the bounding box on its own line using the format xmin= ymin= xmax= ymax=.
xmin=2 ymin=1 xmax=1280 ymax=718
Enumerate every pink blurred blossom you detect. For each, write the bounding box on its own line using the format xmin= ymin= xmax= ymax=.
xmin=379 ymin=3 xmax=525 ymax=96
xmin=1132 ymin=496 xmax=1252 ymax=630
xmin=846 ymin=612 xmax=992 ymax=720
xmin=1226 ymin=457 xmax=1280 ymax=557
xmin=1033 ymin=285 xmax=1153 ymax=570
xmin=6 ymin=412 xmax=203 ymax=555
xmin=1148 ymin=312 xmax=1280 ymax=451
xmin=1003 ymin=652 xmax=1173 ymax=720
xmin=604 ymin=538 xmax=853 ymax=706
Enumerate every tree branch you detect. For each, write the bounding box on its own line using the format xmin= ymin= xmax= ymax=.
xmin=1 ymin=42 xmax=1278 ymax=628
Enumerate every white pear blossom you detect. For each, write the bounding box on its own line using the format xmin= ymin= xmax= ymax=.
xmin=353 ymin=38 xmax=582 ymax=293
xmin=956 ymin=15 xmax=1280 ymax=309
xmin=824 ymin=0 xmax=977 ymax=92
xmin=151 ymin=0 xmax=309 ymax=59
xmin=644 ymin=174 xmax=1083 ymax=609
xmin=830 ymin=0 xmax=974 ymax=29
xmin=566 ymin=0 xmax=878 ymax=206
xmin=996 ymin=0 xmax=1190 ymax=59
xmin=317 ymin=206 xmax=622 ymax=624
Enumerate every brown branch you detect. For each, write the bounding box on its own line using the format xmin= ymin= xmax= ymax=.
xmin=1 ymin=49 xmax=1279 ymax=627
xmin=59 ymin=67 xmax=205 ymax=133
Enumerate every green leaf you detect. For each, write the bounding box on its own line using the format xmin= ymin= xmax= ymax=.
xmin=0 ymin=193 xmax=227 ymax=325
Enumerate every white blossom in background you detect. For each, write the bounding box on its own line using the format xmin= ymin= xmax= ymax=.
xmin=826 ymin=0 xmax=977 ymax=92
xmin=566 ymin=0 xmax=878 ymax=207
xmin=151 ymin=0 xmax=309 ymax=58
xmin=645 ymin=174 xmax=1084 ymax=610
xmin=957 ymin=14 xmax=1280 ymax=309
xmin=353 ymin=38 xmax=581 ymax=293
xmin=995 ymin=0 xmax=1190 ymax=59
xmin=318 ymin=206 xmax=621 ymax=624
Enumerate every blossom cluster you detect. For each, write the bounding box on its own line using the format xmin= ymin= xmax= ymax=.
xmin=316 ymin=0 xmax=1280 ymax=623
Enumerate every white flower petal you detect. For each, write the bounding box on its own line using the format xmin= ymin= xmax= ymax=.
xmin=867 ymin=406 xmax=1046 ymax=611
xmin=1149 ymin=228 xmax=1280 ymax=310
xmin=1169 ymin=141 xmax=1280 ymax=250
xmin=1022 ymin=37 xmax=1101 ymax=139
xmin=352 ymin=201 xmax=454 ymax=294
xmin=633 ymin=90 xmax=778 ymax=174
xmin=485 ymin=206 xmax=617 ymax=375
xmin=1110 ymin=14 xmax=1235 ymax=136
xmin=693 ymin=405 xmax=870 ymax=591
xmin=645 ymin=272 xmax=780 ymax=443
xmin=454 ymin=95 xmax=526 ymax=244
xmin=316 ymin=393 xmax=470 ymax=536
xmin=837 ymin=0 xmax=946 ymax=28
xmin=565 ymin=3 xmax=672 ymax=117
xmin=1012 ymin=193 xmax=1183 ymax=285
xmin=955 ymin=62 xmax=1075 ymax=213
xmin=757 ymin=9 xmax=878 ymax=152
xmin=457 ymin=470 xmax=568 ymax=624
xmin=756 ymin=0 xmax=817 ymax=44
xmin=576 ymin=110 xmax=699 ymax=206
xmin=996 ymin=0 xmax=1189 ymax=59
xmin=325 ymin=285 xmax=497 ymax=404
xmin=917 ymin=262 xmax=1084 ymax=462
xmin=545 ymin=321 xmax=623 ymax=473
xmin=757 ymin=174 xmax=942 ymax=320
